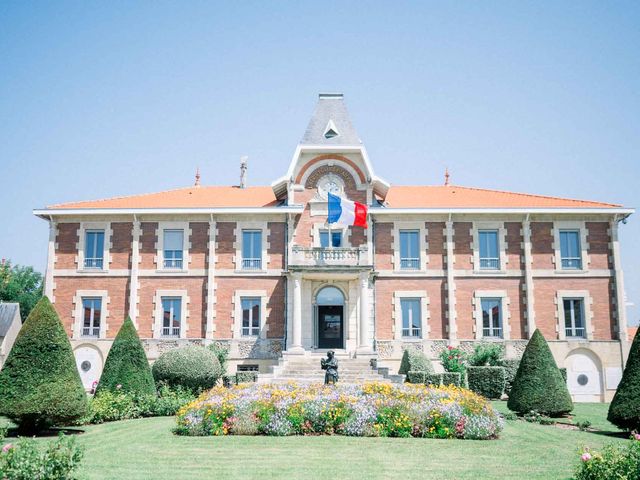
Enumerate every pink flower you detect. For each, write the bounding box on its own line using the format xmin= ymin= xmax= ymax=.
xmin=447 ymin=346 xmax=454 ymax=351
xmin=581 ymin=452 xmax=591 ymax=462
xmin=2 ymin=444 xmax=12 ymax=453
xmin=116 ymin=384 xmax=122 ymax=390
xmin=634 ymin=433 xmax=640 ymax=441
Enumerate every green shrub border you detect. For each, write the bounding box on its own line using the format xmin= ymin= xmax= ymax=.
xmin=467 ymin=366 xmax=506 ymax=399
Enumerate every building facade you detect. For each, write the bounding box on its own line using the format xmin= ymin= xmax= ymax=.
xmin=35 ymin=93 xmax=633 ymax=401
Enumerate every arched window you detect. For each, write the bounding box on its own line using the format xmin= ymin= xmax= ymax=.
xmin=316 ymin=286 xmax=345 ymax=306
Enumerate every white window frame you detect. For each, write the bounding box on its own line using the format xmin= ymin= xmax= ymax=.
xmin=312 ymin=222 xmax=351 ymax=248
xmin=234 ymin=221 xmax=269 ymax=272
xmin=233 ymin=290 xmax=268 ymax=339
xmin=400 ymin=297 xmax=422 ymax=339
xmin=77 ymin=222 xmax=112 ymax=272
xmin=392 ymin=222 xmax=428 ymax=272
xmin=153 ymin=290 xmax=189 ymax=339
xmin=160 ymin=296 xmax=183 ymax=338
xmin=156 ymin=222 xmax=191 ymax=272
xmin=393 ymin=291 xmax=429 ymax=340
xmin=72 ymin=290 xmax=109 ymax=339
xmin=556 ymin=290 xmax=593 ymax=340
xmin=240 ymin=297 xmax=262 ymax=337
xmin=472 ymin=222 xmax=507 ymax=273
xmin=553 ymin=221 xmax=589 ymax=273
xmin=473 ymin=290 xmax=511 ymax=340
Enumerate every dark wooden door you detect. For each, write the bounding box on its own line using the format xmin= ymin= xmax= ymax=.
xmin=318 ymin=305 xmax=343 ymax=349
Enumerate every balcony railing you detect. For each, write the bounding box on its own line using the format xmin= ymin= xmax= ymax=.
xmin=82 ymin=327 xmax=100 ymax=337
xmin=242 ymin=258 xmax=263 ymax=270
xmin=402 ymin=328 xmax=422 ymax=338
xmin=400 ymin=258 xmax=420 ymax=270
xmin=162 ymin=327 xmax=181 ymax=337
xmin=561 ymin=258 xmax=582 ymax=269
xmin=479 ymin=257 xmax=500 ymax=270
xmin=566 ymin=327 xmax=586 ymax=339
xmin=84 ymin=258 xmax=104 ymax=269
xmin=290 ymin=246 xmax=369 ymax=267
xmin=483 ymin=327 xmax=503 ymax=338
xmin=163 ymin=258 xmax=183 ymax=269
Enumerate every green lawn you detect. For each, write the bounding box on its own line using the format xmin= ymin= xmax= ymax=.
xmin=2 ymin=402 xmax=628 ymax=480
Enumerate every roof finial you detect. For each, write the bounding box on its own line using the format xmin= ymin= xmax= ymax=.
xmin=194 ymin=167 xmax=201 ymax=187
xmin=444 ymin=167 xmax=450 ymax=186
xmin=240 ymin=156 xmax=248 ymax=189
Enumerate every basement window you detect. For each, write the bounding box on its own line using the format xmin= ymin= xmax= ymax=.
xmin=237 ymin=365 xmax=259 ymax=372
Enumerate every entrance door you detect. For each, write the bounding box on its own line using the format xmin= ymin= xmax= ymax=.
xmin=318 ymin=305 xmax=343 ymax=349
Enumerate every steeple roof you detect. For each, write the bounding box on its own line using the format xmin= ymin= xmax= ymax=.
xmin=300 ymin=93 xmax=362 ymax=146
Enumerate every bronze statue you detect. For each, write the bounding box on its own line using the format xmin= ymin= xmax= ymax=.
xmin=321 ymin=350 xmax=339 ymax=384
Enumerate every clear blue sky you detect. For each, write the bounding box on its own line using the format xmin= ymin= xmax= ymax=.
xmin=1 ymin=1 xmax=638 ymax=323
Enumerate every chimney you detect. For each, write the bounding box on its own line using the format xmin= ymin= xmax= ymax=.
xmin=240 ymin=156 xmax=248 ymax=188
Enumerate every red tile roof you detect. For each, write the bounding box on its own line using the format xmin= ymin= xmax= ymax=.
xmin=47 ymin=184 xmax=621 ymax=210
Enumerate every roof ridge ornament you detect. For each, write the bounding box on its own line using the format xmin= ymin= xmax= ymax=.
xmin=444 ymin=167 xmax=450 ymax=186
xmin=194 ymin=167 xmax=201 ymax=187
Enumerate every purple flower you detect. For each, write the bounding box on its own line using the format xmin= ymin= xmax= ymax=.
xmin=2 ymin=443 xmax=13 ymax=453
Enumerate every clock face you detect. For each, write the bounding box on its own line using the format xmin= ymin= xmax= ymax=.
xmin=318 ymin=175 xmax=344 ymax=199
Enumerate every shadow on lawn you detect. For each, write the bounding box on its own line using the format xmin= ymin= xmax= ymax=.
xmin=3 ymin=427 xmax=85 ymax=438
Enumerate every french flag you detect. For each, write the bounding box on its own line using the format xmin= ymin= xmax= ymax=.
xmin=328 ymin=193 xmax=368 ymax=228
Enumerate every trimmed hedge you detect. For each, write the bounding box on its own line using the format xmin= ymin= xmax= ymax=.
xmin=235 ymin=371 xmax=258 ymax=384
xmin=499 ymin=358 xmax=521 ymax=395
xmin=95 ymin=317 xmax=155 ymax=396
xmin=441 ymin=372 xmax=462 ymax=387
xmin=608 ymin=328 xmax=640 ymax=430
xmin=467 ymin=366 xmax=506 ymax=399
xmin=399 ymin=347 xmax=434 ymax=376
xmin=0 ymin=297 xmax=88 ymax=432
xmin=507 ymin=329 xmax=573 ymax=416
xmin=152 ymin=345 xmax=222 ymax=392
xmin=406 ymin=372 xmax=446 ymax=386
xmin=559 ymin=367 xmax=567 ymax=383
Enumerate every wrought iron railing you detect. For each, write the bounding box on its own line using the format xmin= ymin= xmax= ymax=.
xmin=82 ymin=327 xmax=100 ymax=337
xmin=479 ymin=257 xmax=500 ymax=269
xmin=162 ymin=327 xmax=180 ymax=337
xmin=84 ymin=258 xmax=104 ymax=269
xmin=242 ymin=258 xmax=262 ymax=270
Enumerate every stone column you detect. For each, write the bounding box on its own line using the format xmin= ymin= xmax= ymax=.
xmin=610 ymin=219 xmax=629 ymax=342
xmin=445 ymin=220 xmax=457 ymax=341
xmin=128 ymin=219 xmax=141 ymax=327
xmin=205 ymin=220 xmax=216 ymax=339
xmin=522 ymin=219 xmax=536 ymax=337
xmin=289 ymin=273 xmax=304 ymax=353
xmin=358 ymin=272 xmax=373 ymax=354
xmin=44 ymin=219 xmax=57 ymax=301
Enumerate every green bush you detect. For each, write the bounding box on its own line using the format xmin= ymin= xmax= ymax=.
xmin=424 ymin=373 xmax=443 ymax=386
xmin=406 ymin=371 xmax=425 ymax=384
xmin=208 ymin=343 xmax=229 ymax=376
xmin=469 ymin=343 xmax=505 ymax=366
xmin=143 ymin=384 xmax=196 ymax=417
xmin=439 ymin=346 xmax=468 ymax=375
xmin=499 ymin=358 xmax=521 ymax=395
xmin=507 ymin=329 xmax=573 ymax=416
xmin=441 ymin=372 xmax=462 ymax=387
xmin=152 ymin=345 xmax=222 ymax=393
xmin=0 ymin=297 xmax=88 ymax=433
xmin=398 ymin=347 xmax=433 ymax=376
xmin=608 ymin=328 xmax=640 ymax=430
xmin=88 ymin=391 xmax=140 ymax=424
xmin=95 ymin=317 xmax=155 ymax=397
xmin=235 ymin=371 xmax=258 ymax=384
xmin=0 ymin=434 xmax=84 ymax=480
xmin=467 ymin=367 xmax=506 ymax=399
xmin=559 ymin=367 xmax=567 ymax=383
xmin=575 ymin=438 xmax=640 ymax=480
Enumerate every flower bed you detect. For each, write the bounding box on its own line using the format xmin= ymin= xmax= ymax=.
xmin=175 ymin=382 xmax=504 ymax=439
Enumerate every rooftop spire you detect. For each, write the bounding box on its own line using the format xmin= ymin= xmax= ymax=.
xmin=240 ymin=156 xmax=248 ymax=189
xmin=300 ymin=93 xmax=361 ymax=146
xmin=444 ymin=167 xmax=450 ymax=186
xmin=194 ymin=167 xmax=201 ymax=187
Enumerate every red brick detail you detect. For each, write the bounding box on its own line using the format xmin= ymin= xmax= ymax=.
xmin=531 ymin=222 xmax=554 ymax=269
xmin=295 ymin=154 xmax=366 ymax=184
xmin=267 ymin=223 xmax=286 ymax=269
xmin=454 ymin=222 xmax=473 ymax=270
xmin=55 ymin=223 xmax=79 ymax=269
xmin=214 ymin=277 xmax=286 ymax=339
xmin=189 ymin=222 xmax=209 ymax=270
xmin=505 ymin=222 xmax=524 ymax=270
xmin=586 ymin=222 xmax=612 ymax=270
xmin=215 ymin=222 xmax=236 ymax=269
xmin=110 ymin=222 xmax=133 ymax=269
xmin=374 ymin=222 xmax=393 ymax=270
xmin=426 ymin=222 xmax=445 ymax=270
xmin=139 ymin=222 xmax=158 ymax=269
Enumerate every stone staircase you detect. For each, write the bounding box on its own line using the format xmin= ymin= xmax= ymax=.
xmin=258 ymin=352 xmax=403 ymax=384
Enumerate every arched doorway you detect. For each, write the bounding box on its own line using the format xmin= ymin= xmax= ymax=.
xmin=564 ymin=349 xmax=603 ymax=402
xmin=315 ymin=286 xmax=345 ymax=349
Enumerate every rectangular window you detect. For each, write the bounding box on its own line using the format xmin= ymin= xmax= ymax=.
xmin=82 ymin=297 xmax=102 ymax=337
xmin=242 ymin=230 xmax=262 ymax=270
xmin=399 ymin=230 xmax=420 ymax=270
xmin=161 ymin=297 xmax=181 ymax=337
xmin=84 ymin=230 xmax=105 ymax=269
xmin=560 ymin=230 xmax=582 ymax=269
xmin=320 ymin=230 xmax=342 ymax=248
xmin=241 ymin=298 xmax=261 ymax=337
xmin=401 ymin=298 xmax=421 ymax=338
xmin=479 ymin=230 xmax=500 ymax=270
xmin=163 ymin=230 xmax=184 ymax=269
xmin=564 ymin=298 xmax=585 ymax=338
xmin=481 ymin=298 xmax=502 ymax=338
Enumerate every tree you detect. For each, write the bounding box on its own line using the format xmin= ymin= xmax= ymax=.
xmin=0 ymin=296 xmax=88 ymax=433
xmin=608 ymin=328 xmax=640 ymax=430
xmin=0 ymin=260 xmax=43 ymax=321
xmin=507 ymin=329 xmax=573 ymax=416
xmin=95 ymin=317 xmax=156 ymax=397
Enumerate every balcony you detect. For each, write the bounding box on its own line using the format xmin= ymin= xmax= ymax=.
xmin=290 ymin=246 xmax=370 ymax=268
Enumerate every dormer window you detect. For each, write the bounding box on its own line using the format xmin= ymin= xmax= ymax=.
xmin=323 ymin=120 xmax=339 ymax=139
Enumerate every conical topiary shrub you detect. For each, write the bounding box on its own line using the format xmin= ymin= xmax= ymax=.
xmin=608 ymin=328 xmax=640 ymax=430
xmin=0 ymin=296 xmax=88 ymax=432
xmin=95 ymin=317 xmax=156 ymax=397
xmin=507 ymin=329 xmax=573 ymax=416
